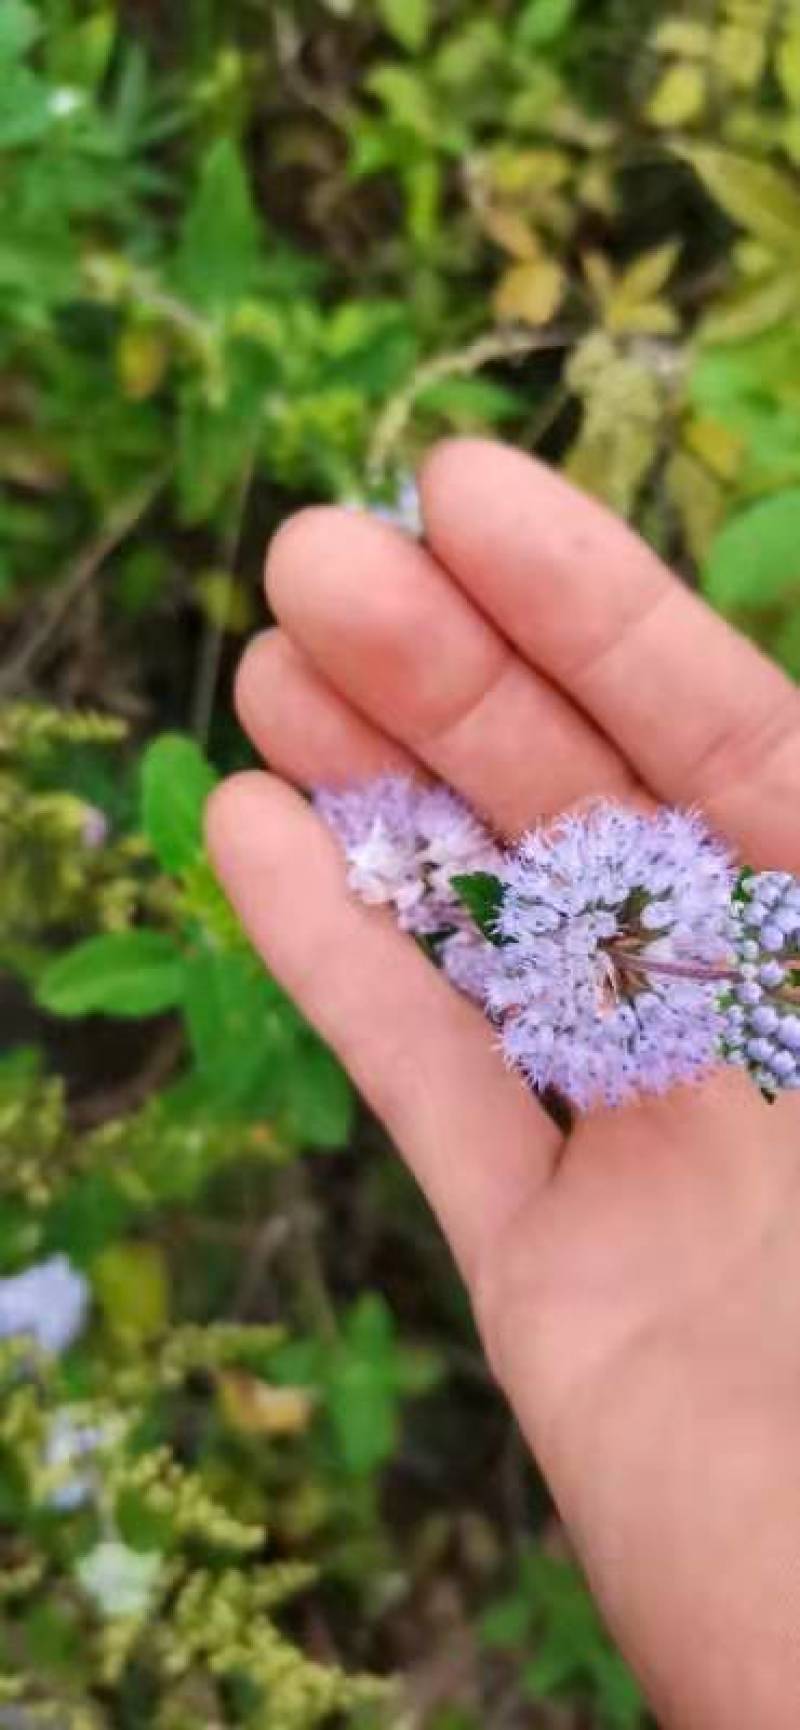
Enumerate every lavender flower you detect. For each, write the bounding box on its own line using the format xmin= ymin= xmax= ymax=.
xmin=724 ymin=872 xmax=800 ymax=1095
xmin=317 ymin=773 xmax=500 ymax=934
xmin=0 ymin=1256 xmax=90 ymax=1356
xmin=321 ymin=769 xmax=800 ymax=1110
xmin=482 ymin=805 xmax=736 ymax=1110
xmin=80 ymin=803 xmax=110 ymax=850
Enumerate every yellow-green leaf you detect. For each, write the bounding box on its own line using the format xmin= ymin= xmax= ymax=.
xmin=652 ymin=20 xmax=713 ymax=59
xmin=646 ymin=62 xmax=707 ymax=128
xmin=666 ymin=451 xmax=727 ymax=564
xmin=677 ymin=146 xmax=800 ymax=262
xmin=195 ymin=571 xmax=256 ymax=634
xmin=493 ymin=257 xmax=564 ymax=326
xmin=377 ymin=0 xmax=430 ymax=54
xmin=618 ymin=241 xmax=681 ymax=302
xmin=92 ymin=1243 xmax=169 ymax=1345
xmin=776 ymin=21 xmax=800 ymax=107
xmin=715 ymin=23 xmax=766 ymax=90
xmin=700 ymin=273 xmax=800 ymax=343
xmin=684 ymin=415 xmax=744 ymax=483
xmin=117 ymin=327 xmax=169 ymax=402
xmin=481 ymin=205 xmax=539 ymax=261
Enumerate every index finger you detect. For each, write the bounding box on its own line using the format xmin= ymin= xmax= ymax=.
xmin=421 ymin=440 xmax=800 ymax=867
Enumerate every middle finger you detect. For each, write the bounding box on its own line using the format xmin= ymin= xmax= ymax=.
xmin=265 ymin=506 xmax=636 ymax=837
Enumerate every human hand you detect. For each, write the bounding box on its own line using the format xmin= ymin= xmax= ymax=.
xmin=208 ymin=440 xmax=800 ymax=1729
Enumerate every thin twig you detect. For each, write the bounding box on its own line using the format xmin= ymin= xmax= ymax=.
xmin=72 ymin=1024 xmax=186 ymax=1132
xmin=278 ymin=1162 xmax=339 ymax=1343
xmin=367 ymin=327 xmax=578 ymax=484
xmin=0 ymin=468 xmax=168 ymax=695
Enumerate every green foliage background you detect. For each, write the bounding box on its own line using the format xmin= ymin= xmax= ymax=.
xmin=1 ymin=0 xmax=799 ymax=1725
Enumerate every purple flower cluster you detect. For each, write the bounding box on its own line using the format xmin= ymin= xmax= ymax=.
xmin=486 ymin=805 xmax=735 ymax=1109
xmin=724 ymin=873 xmax=800 ymax=1094
xmin=315 ymin=776 xmax=500 ymax=995
xmin=317 ymin=775 xmax=800 ymax=1111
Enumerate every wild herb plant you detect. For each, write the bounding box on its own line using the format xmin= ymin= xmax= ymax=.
xmin=2 ymin=0 xmax=799 ymax=1723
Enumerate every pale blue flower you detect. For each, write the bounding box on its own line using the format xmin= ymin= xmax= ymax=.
xmin=0 ymin=1256 xmax=90 ymax=1355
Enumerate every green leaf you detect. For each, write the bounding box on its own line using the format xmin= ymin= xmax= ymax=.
xmin=703 ymin=491 xmax=800 ymax=610
xmin=480 ymin=1593 xmax=533 ymax=1648
xmin=174 ymin=139 xmax=263 ymax=313
xmin=0 ymin=0 xmax=40 ymax=62
xmin=677 ymin=146 xmax=800 ymax=263
xmin=281 ymin=1036 xmax=354 ymax=1150
xmin=451 ymin=872 xmax=506 ymax=943
xmin=176 ymin=350 xmax=269 ymax=523
xmin=37 ymin=932 xmax=186 ymax=1020
xmin=0 ymin=65 xmax=52 ymax=147
xmin=140 ymin=733 xmax=218 ymax=875
xmin=377 ymin=0 xmax=431 ymax=53
xmin=327 ymin=1295 xmax=400 ymax=1477
xmin=517 ymin=0 xmax=576 ymax=48
xmin=181 ymin=948 xmax=289 ymax=1119
xmin=416 ymin=375 xmax=521 ymax=424
xmin=50 ymin=11 xmax=116 ymax=90
xmin=367 ymin=66 xmax=443 ymax=142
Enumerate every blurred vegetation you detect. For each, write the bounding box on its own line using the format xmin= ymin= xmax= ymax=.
xmin=1 ymin=0 xmax=798 ymax=1724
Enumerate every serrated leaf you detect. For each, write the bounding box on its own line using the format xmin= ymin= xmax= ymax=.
xmin=377 ymin=0 xmax=430 ymax=54
xmin=703 ymin=491 xmax=800 ymax=609
xmin=452 ymin=873 xmax=506 ymax=943
xmin=493 ymin=258 xmax=564 ymax=326
xmin=677 ymin=146 xmax=800 ymax=262
xmin=37 ymin=933 xmax=185 ymax=1020
xmin=140 ymin=733 xmax=218 ymax=875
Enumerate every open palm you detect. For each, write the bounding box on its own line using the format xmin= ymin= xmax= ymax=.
xmin=208 ymin=440 xmax=800 ymax=1728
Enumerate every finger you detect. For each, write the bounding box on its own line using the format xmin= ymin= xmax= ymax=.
xmin=206 ymin=773 xmax=559 ymax=1284
xmin=421 ymin=440 xmax=800 ymax=866
xmin=236 ymin=629 xmax=418 ymax=787
xmin=265 ymin=507 xmax=634 ymax=838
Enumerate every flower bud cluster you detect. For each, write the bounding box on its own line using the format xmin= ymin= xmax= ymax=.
xmin=724 ymin=873 xmax=800 ymax=1095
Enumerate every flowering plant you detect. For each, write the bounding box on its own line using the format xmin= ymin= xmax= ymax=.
xmin=319 ymin=778 xmax=800 ymax=1112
